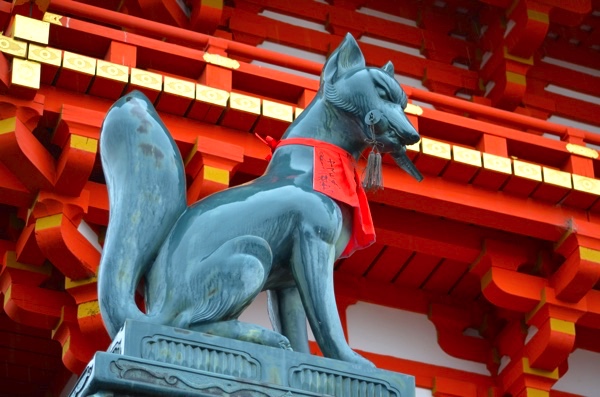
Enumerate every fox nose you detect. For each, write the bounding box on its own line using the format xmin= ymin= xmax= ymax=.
xmin=399 ymin=116 xmax=420 ymax=145
xmin=405 ymin=129 xmax=420 ymax=145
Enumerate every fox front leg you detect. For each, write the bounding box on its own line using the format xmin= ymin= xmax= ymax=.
xmin=268 ymin=287 xmax=310 ymax=353
xmin=292 ymin=234 xmax=374 ymax=367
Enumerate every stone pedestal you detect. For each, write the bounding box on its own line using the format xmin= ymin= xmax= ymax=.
xmin=70 ymin=320 xmax=415 ymax=396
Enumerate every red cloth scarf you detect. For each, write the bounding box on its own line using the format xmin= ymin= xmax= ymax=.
xmin=277 ymin=137 xmax=375 ymax=258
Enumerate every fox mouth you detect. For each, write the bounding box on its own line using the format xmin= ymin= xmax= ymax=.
xmin=388 ymin=128 xmax=422 ymax=182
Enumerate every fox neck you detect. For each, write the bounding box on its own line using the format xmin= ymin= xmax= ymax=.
xmin=282 ymin=97 xmax=368 ymax=160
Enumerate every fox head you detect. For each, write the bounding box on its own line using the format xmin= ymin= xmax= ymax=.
xmin=321 ymin=34 xmax=423 ymax=181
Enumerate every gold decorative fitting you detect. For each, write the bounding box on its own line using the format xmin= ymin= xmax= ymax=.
xmin=542 ymin=167 xmax=572 ymax=189
xmin=572 ymin=174 xmax=600 ymax=196
xmin=203 ymin=52 xmax=240 ymax=69
xmin=421 ymin=137 xmax=451 ymax=159
xmin=28 ymin=44 xmax=61 ymax=65
xmin=43 ymin=12 xmax=64 ymax=26
xmin=130 ymin=68 xmax=162 ymax=91
xmin=164 ymin=76 xmax=195 ymax=99
xmin=452 ymin=145 xmax=482 ymax=167
xmin=196 ymin=84 xmax=229 ymax=106
xmin=229 ymin=92 xmax=260 ymax=114
xmin=513 ymin=159 xmax=542 ymax=181
xmin=11 ymin=58 xmax=41 ymax=89
xmin=0 ymin=36 xmax=27 ymax=58
xmin=482 ymin=153 xmax=512 ymax=174
xmin=566 ymin=143 xmax=598 ymax=159
xmin=262 ymin=100 xmax=293 ymax=122
xmin=404 ymin=103 xmax=423 ymax=116
xmin=10 ymin=15 xmax=50 ymax=45
xmin=63 ymin=51 xmax=96 ymax=75
xmin=96 ymin=60 xmax=128 ymax=82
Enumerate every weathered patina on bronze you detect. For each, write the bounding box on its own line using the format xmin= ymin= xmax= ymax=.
xmin=98 ymin=34 xmax=421 ymax=368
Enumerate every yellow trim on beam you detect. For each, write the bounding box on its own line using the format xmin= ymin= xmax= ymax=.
xmin=421 ymin=137 xmax=451 ymax=160
xmin=453 ymin=145 xmax=482 ymax=167
xmin=405 ymin=103 xmax=423 ymax=116
xmin=542 ymin=167 xmax=572 ymax=189
xmin=11 ymin=15 xmax=50 ymax=45
xmin=164 ymin=76 xmax=195 ymax=99
xmin=503 ymin=47 xmax=534 ymax=65
xmin=262 ymin=100 xmax=293 ymax=122
xmin=566 ymin=143 xmax=598 ymax=159
xmin=0 ymin=36 xmax=27 ymax=58
xmin=549 ymin=318 xmax=575 ymax=335
xmin=196 ymin=84 xmax=229 ymax=106
xmin=579 ymin=247 xmax=600 ymax=264
xmin=70 ymin=134 xmax=98 ymax=153
xmin=527 ymin=9 xmax=549 ymax=23
xmin=77 ymin=300 xmax=101 ymax=318
xmin=522 ymin=357 xmax=559 ymax=379
xmin=5 ymin=251 xmax=52 ymax=275
xmin=0 ymin=117 xmax=17 ymax=135
xmin=65 ymin=276 xmax=97 ymax=290
xmin=506 ymin=71 xmax=526 ymax=85
xmin=130 ymin=68 xmax=163 ymax=91
xmin=62 ymin=335 xmax=70 ymax=358
xmin=12 ymin=58 xmax=41 ymax=89
xmin=4 ymin=284 xmax=11 ymax=305
xmin=229 ymin=92 xmax=261 ymax=114
xmin=204 ymin=166 xmax=229 ymax=185
xmin=483 ymin=153 xmax=512 ymax=174
xmin=43 ymin=12 xmax=64 ymax=26
xmin=572 ymin=174 xmax=600 ymax=196
xmin=35 ymin=213 xmax=63 ymax=230
xmin=28 ymin=44 xmax=62 ymax=66
xmin=96 ymin=60 xmax=129 ymax=83
xmin=203 ymin=52 xmax=240 ymax=69
xmin=63 ymin=51 xmax=96 ymax=75
xmin=513 ymin=159 xmax=542 ymax=181
xmin=525 ymin=388 xmax=549 ymax=397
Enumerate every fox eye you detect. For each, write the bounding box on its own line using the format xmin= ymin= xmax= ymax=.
xmin=377 ymin=87 xmax=389 ymax=100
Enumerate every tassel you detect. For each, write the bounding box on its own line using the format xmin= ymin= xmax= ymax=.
xmin=362 ymin=147 xmax=383 ymax=192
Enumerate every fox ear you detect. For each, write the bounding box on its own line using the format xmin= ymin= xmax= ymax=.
xmin=323 ymin=33 xmax=366 ymax=84
xmin=382 ymin=61 xmax=395 ymax=77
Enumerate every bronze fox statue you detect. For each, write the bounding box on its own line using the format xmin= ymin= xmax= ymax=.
xmin=98 ymin=34 xmax=422 ymax=367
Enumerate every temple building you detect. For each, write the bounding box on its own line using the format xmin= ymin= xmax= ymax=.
xmin=0 ymin=0 xmax=599 ymax=396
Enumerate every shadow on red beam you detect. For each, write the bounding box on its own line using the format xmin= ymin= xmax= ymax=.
xmin=48 ymin=0 xmax=323 ymax=77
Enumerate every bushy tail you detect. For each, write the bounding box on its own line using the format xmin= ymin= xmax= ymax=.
xmin=98 ymin=91 xmax=187 ymax=338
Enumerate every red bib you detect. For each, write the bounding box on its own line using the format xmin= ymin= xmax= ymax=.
xmin=277 ymin=138 xmax=376 ymax=258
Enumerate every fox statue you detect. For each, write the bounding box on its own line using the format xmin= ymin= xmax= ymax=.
xmin=98 ymin=33 xmax=422 ymax=368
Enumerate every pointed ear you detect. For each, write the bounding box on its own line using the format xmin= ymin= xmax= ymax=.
xmin=323 ymin=33 xmax=366 ymax=84
xmin=382 ymin=61 xmax=395 ymax=77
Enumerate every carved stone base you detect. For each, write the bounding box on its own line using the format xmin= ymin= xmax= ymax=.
xmin=69 ymin=320 xmax=415 ymax=397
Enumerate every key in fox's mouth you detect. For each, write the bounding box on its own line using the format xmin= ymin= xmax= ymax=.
xmin=391 ymin=146 xmax=423 ymax=182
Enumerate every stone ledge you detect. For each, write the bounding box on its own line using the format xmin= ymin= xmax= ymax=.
xmin=70 ymin=319 xmax=415 ymax=397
